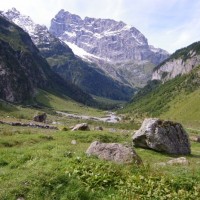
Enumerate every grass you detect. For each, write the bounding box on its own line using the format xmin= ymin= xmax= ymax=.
xmin=0 ymin=124 xmax=199 ymax=199
xmin=160 ymin=89 xmax=200 ymax=128
xmin=0 ymin=82 xmax=200 ymax=199
xmin=121 ymin=65 xmax=200 ymax=129
xmin=34 ymin=90 xmax=104 ymax=116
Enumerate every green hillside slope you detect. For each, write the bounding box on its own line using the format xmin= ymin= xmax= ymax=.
xmin=122 ymin=65 xmax=200 ymax=128
xmin=0 ymin=16 xmax=95 ymax=105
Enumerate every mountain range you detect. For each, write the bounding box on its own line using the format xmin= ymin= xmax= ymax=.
xmin=2 ymin=8 xmax=136 ymax=101
xmin=0 ymin=15 xmax=95 ymax=105
xmin=2 ymin=8 xmax=170 ymax=102
xmin=50 ymin=9 xmax=169 ymax=87
xmin=4 ymin=7 xmax=199 ymax=113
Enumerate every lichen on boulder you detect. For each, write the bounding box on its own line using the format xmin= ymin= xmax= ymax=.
xmin=132 ymin=118 xmax=191 ymax=155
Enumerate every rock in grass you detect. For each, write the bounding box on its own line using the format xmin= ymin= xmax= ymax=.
xmin=33 ymin=112 xmax=47 ymax=123
xmin=190 ymin=136 xmax=200 ymax=143
xmin=167 ymin=157 xmax=189 ymax=165
xmin=155 ymin=157 xmax=189 ymax=167
xmin=86 ymin=141 xmax=142 ymax=164
xmin=71 ymin=140 xmax=77 ymax=145
xmin=71 ymin=123 xmax=90 ymax=131
xmin=94 ymin=126 xmax=103 ymax=131
xmin=132 ymin=118 xmax=191 ymax=155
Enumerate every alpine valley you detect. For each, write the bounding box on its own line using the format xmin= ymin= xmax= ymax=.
xmin=2 ymin=8 xmax=169 ymax=101
xmin=0 ymin=6 xmax=200 ymax=200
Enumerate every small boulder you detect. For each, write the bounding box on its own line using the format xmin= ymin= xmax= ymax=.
xmin=33 ymin=113 xmax=47 ymax=123
xmin=94 ymin=126 xmax=103 ymax=131
xmin=190 ymin=136 xmax=200 ymax=143
xmin=71 ymin=123 xmax=90 ymax=131
xmin=71 ymin=140 xmax=77 ymax=145
xmin=132 ymin=118 xmax=191 ymax=155
xmin=86 ymin=141 xmax=142 ymax=164
xmin=167 ymin=157 xmax=189 ymax=165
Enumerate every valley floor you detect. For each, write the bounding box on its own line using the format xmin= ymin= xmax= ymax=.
xmin=0 ymin=90 xmax=200 ymax=199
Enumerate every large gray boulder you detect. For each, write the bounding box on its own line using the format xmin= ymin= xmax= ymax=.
xmin=132 ymin=118 xmax=191 ymax=155
xmin=86 ymin=141 xmax=142 ymax=164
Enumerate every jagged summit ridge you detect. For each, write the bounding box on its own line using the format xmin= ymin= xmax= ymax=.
xmin=50 ymin=9 xmax=169 ymax=64
xmin=3 ymin=8 xmax=55 ymax=46
xmin=2 ymin=8 xmax=135 ymax=101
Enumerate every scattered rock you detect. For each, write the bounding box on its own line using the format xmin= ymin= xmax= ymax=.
xmin=94 ymin=126 xmax=103 ymax=131
xmin=33 ymin=112 xmax=47 ymax=123
xmin=132 ymin=118 xmax=191 ymax=155
xmin=71 ymin=123 xmax=90 ymax=131
xmin=167 ymin=157 xmax=189 ymax=165
xmin=190 ymin=136 xmax=200 ymax=143
xmin=155 ymin=157 xmax=189 ymax=167
xmin=52 ymin=121 xmax=61 ymax=125
xmin=71 ymin=140 xmax=77 ymax=145
xmin=86 ymin=141 xmax=142 ymax=164
xmin=0 ymin=120 xmax=58 ymax=130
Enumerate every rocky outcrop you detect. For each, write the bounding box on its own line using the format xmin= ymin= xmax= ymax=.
xmin=50 ymin=10 xmax=169 ymax=65
xmin=86 ymin=141 xmax=142 ymax=164
xmin=132 ymin=118 xmax=191 ymax=155
xmin=49 ymin=10 xmax=169 ymax=87
xmin=152 ymin=55 xmax=200 ymax=82
xmin=71 ymin=123 xmax=90 ymax=131
xmin=152 ymin=42 xmax=200 ymax=82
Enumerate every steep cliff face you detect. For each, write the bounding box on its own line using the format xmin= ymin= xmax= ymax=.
xmin=0 ymin=16 xmax=49 ymax=102
xmin=50 ymin=10 xmax=168 ymax=64
xmin=3 ymin=8 xmax=135 ymax=100
xmin=0 ymin=16 xmax=95 ymax=104
xmin=49 ymin=10 xmax=169 ymax=87
xmin=152 ymin=42 xmax=200 ymax=82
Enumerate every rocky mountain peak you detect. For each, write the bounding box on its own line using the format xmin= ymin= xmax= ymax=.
xmin=50 ymin=10 xmax=168 ymax=65
xmin=3 ymin=8 xmax=52 ymax=46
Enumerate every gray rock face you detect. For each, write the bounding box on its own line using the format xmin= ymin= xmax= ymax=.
xmin=3 ymin=8 xmax=135 ymax=101
xmin=50 ymin=10 xmax=169 ymax=87
xmin=3 ymin=8 xmax=54 ymax=46
xmin=86 ymin=141 xmax=142 ymax=164
xmin=152 ymin=42 xmax=200 ymax=82
xmin=50 ymin=10 xmax=168 ymax=64
xmin=132 ymin=118 xmax=191 ymax=155
xmin=152 ymin=55 xmax=200 ymax=82
xmin=71 ymin=123 xmax=90 ymax=131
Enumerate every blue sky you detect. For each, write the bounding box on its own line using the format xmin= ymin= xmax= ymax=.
xmin=1 ymin=0 xmax=200 ymax=53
